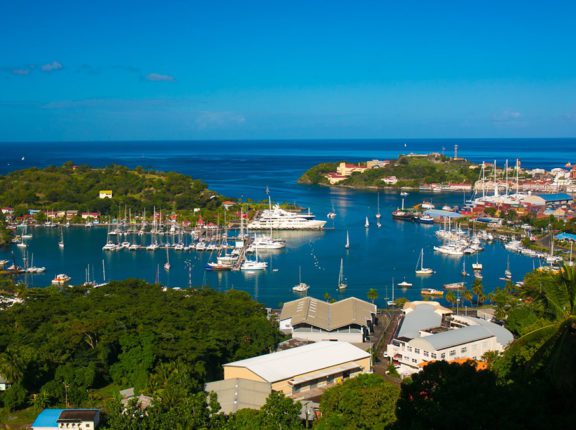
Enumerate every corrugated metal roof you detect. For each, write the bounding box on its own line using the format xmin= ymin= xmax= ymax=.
xmin=424 ymin=209 xmax=464 ymax=218
xmin=397 ymin=302 xmax=448 ymax=339
xmin=224 ymin=341 xmax=370 ymax=383
xmin=280 ymin=297 xmax=376 ymax=331
xmin=536 ymin=193 xmax=573 ymax=202
xmin=468 ymin=317 xmax=514 ymax=347
xmin=420 ymin=325 xmax=493 ymax=350
xmin=32 ymin=409 xmax=63 ymax=428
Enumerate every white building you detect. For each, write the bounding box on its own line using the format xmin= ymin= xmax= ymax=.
xmin=279 ymin=297 xmax=377 ymax=343
xmin=223 ymin=341 xmax=371 ymax=397
xmin=386 ymin=301 xmax=513 ymax=376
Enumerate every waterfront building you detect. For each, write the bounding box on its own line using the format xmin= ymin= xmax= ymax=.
xmin=381 ymin=176 xmax=398 ymax=185
xmin=336 ymin=162 xmax=368 ymax=176
xmin=324 ymin=172 xmax=348 ymax=184
xmin=98 ymin=190 xmax=113 ymax=199
xmin=32 ymin=409 xmax=100 ymax=430
xmin=223 ymin=341 xmax=371 ymax=397
xmin=279 ymin=297 xmax=377 ymax=343
xmin=386 ymin=301 xmax=513 ymax=376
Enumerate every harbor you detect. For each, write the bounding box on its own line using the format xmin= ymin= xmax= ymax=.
xmin=0 ymin=190 xmax=545 ymax=309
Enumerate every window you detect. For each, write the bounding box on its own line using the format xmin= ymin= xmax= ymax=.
xmin=414 ymin=348 xmax=420 ymax=354
xmin=431 ymin=353 xmax=437 ymax=359
xmin=327 ymin=376 xmax=334 ymax=385
xmin=407 ymin=346 xmax=412 ymax=352
xmin=412 ymin=358 xmax=417 ymax=363
xmin=293 ymin=385 xmax=301 ymax=393
xmin=423 ymin=351 xmax=429 ymax=357
xmin=440 ymin=353 xmax=446 ymax=359
xmin=449 ymin=350 xmax=456 ymax=356
xmin=461 ymin=347 xmax=467 ymax=353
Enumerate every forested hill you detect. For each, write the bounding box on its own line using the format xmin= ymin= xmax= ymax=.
xmin=299 ymin=155 xmax=478 ymax=188
xmin=0 ymin=163 xmax=226 ymax=215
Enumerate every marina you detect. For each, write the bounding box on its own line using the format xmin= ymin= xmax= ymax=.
xmin=0 ymin=139 xmax=574 ymax=308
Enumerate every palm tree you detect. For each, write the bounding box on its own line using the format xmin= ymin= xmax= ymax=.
xmin=472 ymin=279 xmax=484 ymax=305
xmin=367 ymin=288 xmax=378 ymax=304
xmin=445 ymin=291 xmax=457 ymax=308
xmin=506 ymin=264 xmax=576 ymax=393
xmin=462 ymin=289 xmax=473 ymax=307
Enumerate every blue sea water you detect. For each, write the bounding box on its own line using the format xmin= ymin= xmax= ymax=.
xmin=0 ymin=138 xmax=574 ymax=308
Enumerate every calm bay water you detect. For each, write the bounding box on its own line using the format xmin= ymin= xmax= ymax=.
xmin=0 ymin=138 xmax=574 ymax=307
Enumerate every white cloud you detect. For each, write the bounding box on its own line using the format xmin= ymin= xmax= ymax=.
xmin=492 ymin=110 xmax=522 ymax=122
xmin=41 ymin=61 xmax=63 ymax=72
xmin=145 ymin=73 xmax=175 ymax=82
xmin=11 ymin=68 xmax=31 ymax=76
xmin=194 ymin=111 xmax=246 ymax=129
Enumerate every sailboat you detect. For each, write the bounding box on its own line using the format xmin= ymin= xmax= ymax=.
xmin=164 ymin=247 xmax=171 ymax=271
xmin=472 ymin=253 xmax=483 ymax=271
xmin=58 ymin=227 xmax=64 ymax=249
xmin=415 ymin=248 xmax=433 ymax=275
xmin=365 ymin=216 xmax=370 ymax=229
xmin=504 ymin=256 xmax=512 ymax=279
xmin=337 ymin=258 xmax=347 ymax=290
xmin=375 ymin=193 xmax=381 ymax=220
xmin=292 ymin=266 xmax=310 ymax=292
xmin=387 ymin=279 xmax=396 ymax=306
xmin=461 ymin=260 xmax=468 ymax=277
xmin=327 ymin=203 xmax=336 ymax=219
xmin=345 ymin=230 xmax=350 ymax=249
xmin=398 ymin=277 xmax=412 ymax=288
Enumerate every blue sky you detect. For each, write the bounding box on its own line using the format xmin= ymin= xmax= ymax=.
xmin=1 ymin=0 xmax=575 ymax=141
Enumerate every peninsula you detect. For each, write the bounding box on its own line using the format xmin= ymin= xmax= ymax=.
xmin=298 ymin=152 xmax=478 ymax=191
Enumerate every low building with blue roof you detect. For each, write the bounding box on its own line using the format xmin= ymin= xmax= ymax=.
xmin=32 ymin=408 xmax=100 ymax=430
xmin=556 ymin=232 xmax=576 ymax=242
xmin=536 ymin=193 xmax=573 ymax=205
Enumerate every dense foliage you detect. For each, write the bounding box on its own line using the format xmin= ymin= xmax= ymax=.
xmin=297 ymin=162 xmax=339 ymax=185
xmin=0 ymin=163 xmax=223 ymax=216
xmin=317 ymin=374 xmax=399 ymax=430
xmin=0 ymin=280 xmax=281 ymax=411
xmin=299 ymin=156 xmax=478 ymax=188
xmin=0 ymin=213 xmax=11 ymax=246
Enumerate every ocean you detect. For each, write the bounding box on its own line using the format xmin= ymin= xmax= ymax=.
xmin=0 ymin=138 xmax=574 ymax=308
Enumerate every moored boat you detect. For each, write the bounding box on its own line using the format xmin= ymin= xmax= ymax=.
xmin=421 ymin=288 xmax=443 ymax=296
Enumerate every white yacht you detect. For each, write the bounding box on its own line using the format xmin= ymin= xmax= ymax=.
xmin=433 ymin=242 xmax=465 ymax=256
xmin=248 ymin=204 xmax=326 ymax=230
xmin=251 ymin=235 xmax=286 ymax=250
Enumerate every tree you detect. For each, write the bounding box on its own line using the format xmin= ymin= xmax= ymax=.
xmin=396 ymin=361 xmax=504 ymax=429
xmin=462 ymin=288 xmax=473 ymax=307
xmin=367 ymin=288 xmax=378 ymax=304
xmin=472 ymin=278 xmax=485 ymax=305
xmin=318 ymin=374 xmax=399 ymax=430
xmin=258 ymin=391 xmax=301 ymax=430
xmin=445 ymin=291 xmax=457 ymax=308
